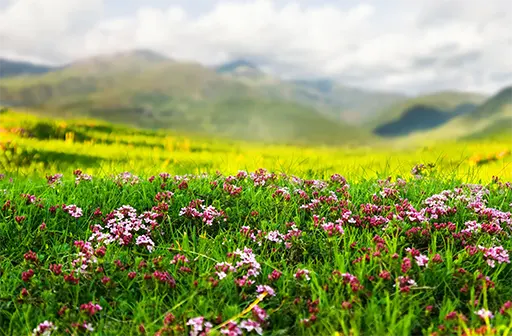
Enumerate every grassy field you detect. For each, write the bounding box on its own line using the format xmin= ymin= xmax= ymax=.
xmin=1 ymin=109 xmax=512 ymax=335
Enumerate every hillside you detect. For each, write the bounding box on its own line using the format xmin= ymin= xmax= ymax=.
xmin=371 ymin=91 xmax=487 ymax=137
xmin=465 ymin=86 xmax=512 ymax=120
xmin=453 ymin=86 xmax=512 ymax=140
xmin=0 ymin=51 xmax=374 ymax=146
xmin=215 ymin=61 xmax=407 ymax=124
xmin=0 ymin=58 xmax=56 ymax=77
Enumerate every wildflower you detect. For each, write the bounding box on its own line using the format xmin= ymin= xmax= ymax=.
xmin=240 ymin=319 xmax=263 ymax=335
xmin=186 ymin=317 xmax=213 ymax=336
xmin=415 ymin=254 xmax=429 ymax=267
xmin=265 ymin=230 xmax=284 ymax=243
xmin=252 ymin=305 xmax=268 ymax=322
xmin=295 ymin=269 xmax=311 ymax=281
xmin=136 ymin=235 xmax=155 ymax=252
xmin=24 ymin=250 xmax=38 ymax=263
xmin=256 ymin=285 xmax=276 ymax=296
xmin=378 ymin=270 xmax=391 ymax=280
xmin=445 ymin=311 xmax=458 ymax=321
xmin=46 ymin=173 xmax=63 ymax=187
xmin=63 ymin=204 xmax=83 ymax=218
xmin=164 ymin=313 xmax=175 ymax=325
xmin=475 ymin=309 xmax=494 ymax=320
xmin=341 ymin=301 xmax=352 ymax=310
xmin=179 ymin=199 xmax=225 ymax=226
xmin=432 ymin=254 xmax=443 ymax=263
xmin=220 ymin=321 xmax=242 ymax=335
xmin=499 ymin=301 xmax=512 ymax=315
xmin=268 ymin=270 xmax=282 ymax=281
xmin=80 ymin=302 xmax=103 ymax=316
xmin=49 ymin=264 xmax=62 ymax=275
xmin=478 ymin=245 xmax=510 ymax=267
xmin=153 ymin=270 xmax=176 ymax=288
xmin=21 ymin=269 xmax=34 ymax=282
xmin=32 ymin=321 xmax=57 ymax=336
xmin=401 ymin=257 xmax=412 ymax=273
xmin=113 ymin=172 xmax=140 ymax=185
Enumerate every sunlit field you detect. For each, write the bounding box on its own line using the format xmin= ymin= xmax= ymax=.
xmin=1 ymin=110 xmax=511 ymax=181
xmin=1 ymin=110 xmax=511 ymax=335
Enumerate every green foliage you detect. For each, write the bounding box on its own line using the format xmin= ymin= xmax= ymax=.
xmin=0 ymin=140 xmax=39 ymax=170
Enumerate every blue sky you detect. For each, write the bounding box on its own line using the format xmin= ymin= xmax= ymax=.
xmin=0 ymin=0 xmax=510 ymax=94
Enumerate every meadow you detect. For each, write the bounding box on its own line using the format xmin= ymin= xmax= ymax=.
xmin=1 ymin=110 xmax=512 ymax=335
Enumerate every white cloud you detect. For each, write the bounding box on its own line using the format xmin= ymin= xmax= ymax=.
xmin=0 ymin=0 xmax=510 ymax=94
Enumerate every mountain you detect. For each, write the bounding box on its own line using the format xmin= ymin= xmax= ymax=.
xmin=216 ymin=59 xmax=263 ymax=77
xmin=371 ymin=91 xmax=487 ymax=137
xmin=453 ymin=86 xmax=512 ymax=141
xmin=465 ymin=86 xmax=512 ymax=120
xmin=0 ymin=58 xmax=57 ymax=78
xmin=215 ymin=61 xmax=407 ymax=124
xmin=0 ymin=51 xmax=374 ymax=146
xmin=290 ymin=79 xmax=408 ymax=123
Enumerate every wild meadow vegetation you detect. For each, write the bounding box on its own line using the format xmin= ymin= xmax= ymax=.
xmin=1 ymin=109 xmax=511 ymax=335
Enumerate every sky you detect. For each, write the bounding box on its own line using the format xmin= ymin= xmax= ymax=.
xmin=0 ymin=0 xmax=511 ymax=94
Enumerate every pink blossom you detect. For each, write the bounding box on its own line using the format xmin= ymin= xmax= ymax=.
xmin=475 ymin=309 xmax=494 ymax=319
xmin=32 ymin=321 xmax=57 ymax=336
xmin=295 ymin=268 xmax=311 ymax=281
xmin=63 ymin=204 xmax=83 ymax=218
xmin=415 ymin=254 xmax=429 ymax=267
xmin=256 ymin=285 xmax=276 ymax=296
xmin=186 ymin=316 xmax=213 ymax=336
xmin=240 ymin=319 xmax=263 ymax=335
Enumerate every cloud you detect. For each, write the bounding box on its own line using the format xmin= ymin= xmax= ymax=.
xmin=0 ymin=0 xmax=510 ymax=94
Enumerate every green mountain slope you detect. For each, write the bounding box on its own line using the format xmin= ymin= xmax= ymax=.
xmin=456 ymin=86 xmax=512 ymax=140
xmin=215 ymin=61 xmax=407 ymax=124
xmin=0 ymin=51 xmax=374 ymax=145
xmin=0 ymin=58 xmax=57 ymax=77
xmin=465 ymin=86 xmax=512 ymax=120
xmin=370 ymin=91 xmax=487 ymax=137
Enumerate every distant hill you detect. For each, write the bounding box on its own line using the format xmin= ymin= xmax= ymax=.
xmin=465 ymin=86 xmax=512 ymax=120
xmin=371 ymin=91 xmax=487 ymax=137
xmin=215 ymin=61 xmax=407 ymax=124
xmin=0 ymin=51 xmax=375 ymax=146
xmin=290 ymin=79 xmax=408 ymax=123
xmin=216 ymin=59 xmax=263 ymax=77
xmin=0 ymin=58 xmax=57 ymax=77
xmin=457 ymin=86 xmax=512 ymax=140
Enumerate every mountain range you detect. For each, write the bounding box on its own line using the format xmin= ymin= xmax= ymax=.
xmin=0 ymin=49 xmax=510 ymax=145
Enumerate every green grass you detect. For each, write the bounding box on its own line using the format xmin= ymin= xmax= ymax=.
xmin=1 ymin=109 xmax=512 ymax=335
xmin=1 ymin=164 xmax=511 ymax=335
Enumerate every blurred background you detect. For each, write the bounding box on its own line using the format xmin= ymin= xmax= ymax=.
xmin=0 ymin=0 xmax=511 ymax=179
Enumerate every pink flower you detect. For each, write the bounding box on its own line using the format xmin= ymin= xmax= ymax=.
xmin=295 ymin=268 xmax=311 ymax=281
xmin=475 ymin=309 xmax=494 ymax=319
xmin=478 ymin=245 xmax=510 ymax=268
xmin=240 ymin=319 xmax=263 ymax=335
xmin=252 ymin=305 xmax=268 ymax=322
xmin=80 ymin=302 xmax=102 ymax=316
xmin=220 ymin=321 xmax=242 ymax=336
xmin=256 ymin=285 xmax=276 ymax=296
xmin=63 ymin=204 xmax=83 ymax=218
xmin=415 ymin=254 xmax=429 ymax=267
xmin=32 ymin=320 xmax=57 ymax=336
xmin=186 ymin=316 xmax=213 ymax=336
